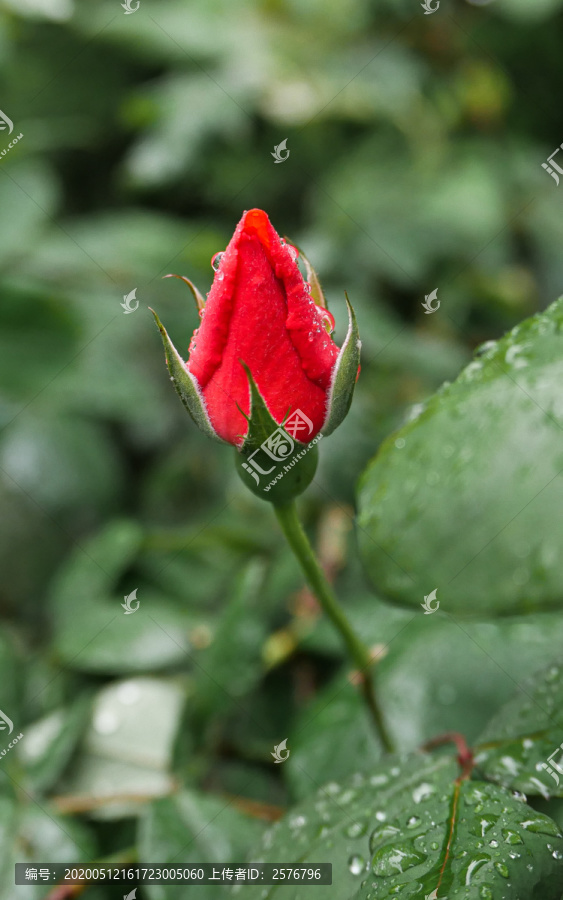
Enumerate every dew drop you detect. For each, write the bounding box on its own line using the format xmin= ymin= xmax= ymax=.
xmin=371 ymin=843 xmax=426 ymax=876
xmin=412 ymin=783 xmax=436 ymax=804
xmin=406 ymin=816 xmax=420 ymax=829
xmin=479 ymin=887 xmax=494 ymax=899
xmin=463 ymin=856 xmax=490 ymax=885
xmin=494 ymin=862 xmax=509 ymax=878
xmin=519 ymin=817 xmax=562 ymax=837
xmin=369 ymin=825 xmax=401 ymax=853
xmin=345 ymin=820 xmax=368 ymax=839
xmin=375 ymin=811 xmax=387 ymax=821
xmin=319 ymin=308 xmax=335 ymax=334
xmin=502 ymin=829 xmax=523 ymax=845
xmin=211 ymin=251 xmax=224 ymax=271
xmin=369 ymin=774 xmax=389 ymax=787
xmin=348 ymin=854 xmax=365 ymax=876
xmin=470 ymin=815 xmax=498 ymax=837
xmin=545 ymin=665 xmax=560 ymax=683
xmin=476 ymin=340 xmax=497 ymax=357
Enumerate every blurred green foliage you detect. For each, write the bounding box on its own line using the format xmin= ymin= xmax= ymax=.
xmin=1 ymin=0 xmax=563 ymax=896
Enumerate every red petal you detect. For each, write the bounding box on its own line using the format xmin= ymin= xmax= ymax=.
xmin=188 ymin=210 xmax=339 ymax=446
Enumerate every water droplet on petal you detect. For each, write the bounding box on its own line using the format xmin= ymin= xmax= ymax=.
xmin=211 ymin=251 xmax=224 ymax=271
xmin=319 ymin=308 xmax=335 ymax=334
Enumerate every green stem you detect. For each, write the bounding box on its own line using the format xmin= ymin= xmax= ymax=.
xmin=274 ymin=501 xmax=394 ymax=753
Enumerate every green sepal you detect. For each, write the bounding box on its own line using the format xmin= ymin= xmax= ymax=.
xmin=150 ymin=308 xmax=226 ymax=444
xmin=235 ymin=363 xmax=320 ymax=503
xmin=162 ymin=273 xmax=205 ymax=312
xmin=321 ymin=293 xmax=360 ymax=436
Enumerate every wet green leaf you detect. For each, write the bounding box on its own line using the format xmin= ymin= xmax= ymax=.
xmin=353 ymin=779 xmax=563 ymax=900
xmin=243 ymin=754 xmax=563 ymax=900
xmin=358 ymin=298 xmax=563 ymax=615
xmin=243 ymin=754 xmax=457 ymax=900
xmin=475 ymin=659 xmax=563 ymax=800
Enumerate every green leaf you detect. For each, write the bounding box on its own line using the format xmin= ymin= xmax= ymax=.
xmin=475 ymin=659 xmax=563 ymax=800
xmin=0 ymin=795 xmax=95 ymax=900
xmin=357 ymin=297 xmax=563 ymax=615
xmin=286 ymin=676 xmax=382 ymax=799
xmin=50 ymin=519 xmax=143 ymax=605
xmin=243 ymin=754 xmax=563 ymax=900
xmin=138 ymin=789 xmax=263 ymax=900
xmin=243 ymin=753 xmax=457 ymax=900
xmin=353 ymin=779 xmax=563 ymax=900
xmin=49 ymin=519 xmax=198 ymax=673
xmin=59 ymin=677 xmax=186 ymax=818
xmin=288 ymin=613 xmax=563 ymax=797
xmin=190 ymin=560 xmax=269 ymax=732
xmin=18 ymin=697 xmax=92 ymax=793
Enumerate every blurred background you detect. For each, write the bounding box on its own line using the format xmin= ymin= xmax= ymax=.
xmin=1 ymin=0 xmax=563 ymax=895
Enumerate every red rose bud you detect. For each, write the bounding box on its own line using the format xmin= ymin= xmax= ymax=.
xmin=151 ymin=209 xmax=360 ymax=498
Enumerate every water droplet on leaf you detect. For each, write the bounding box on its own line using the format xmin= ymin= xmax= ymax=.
xmin=348 ymin=854 xmax=365 ymax=876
